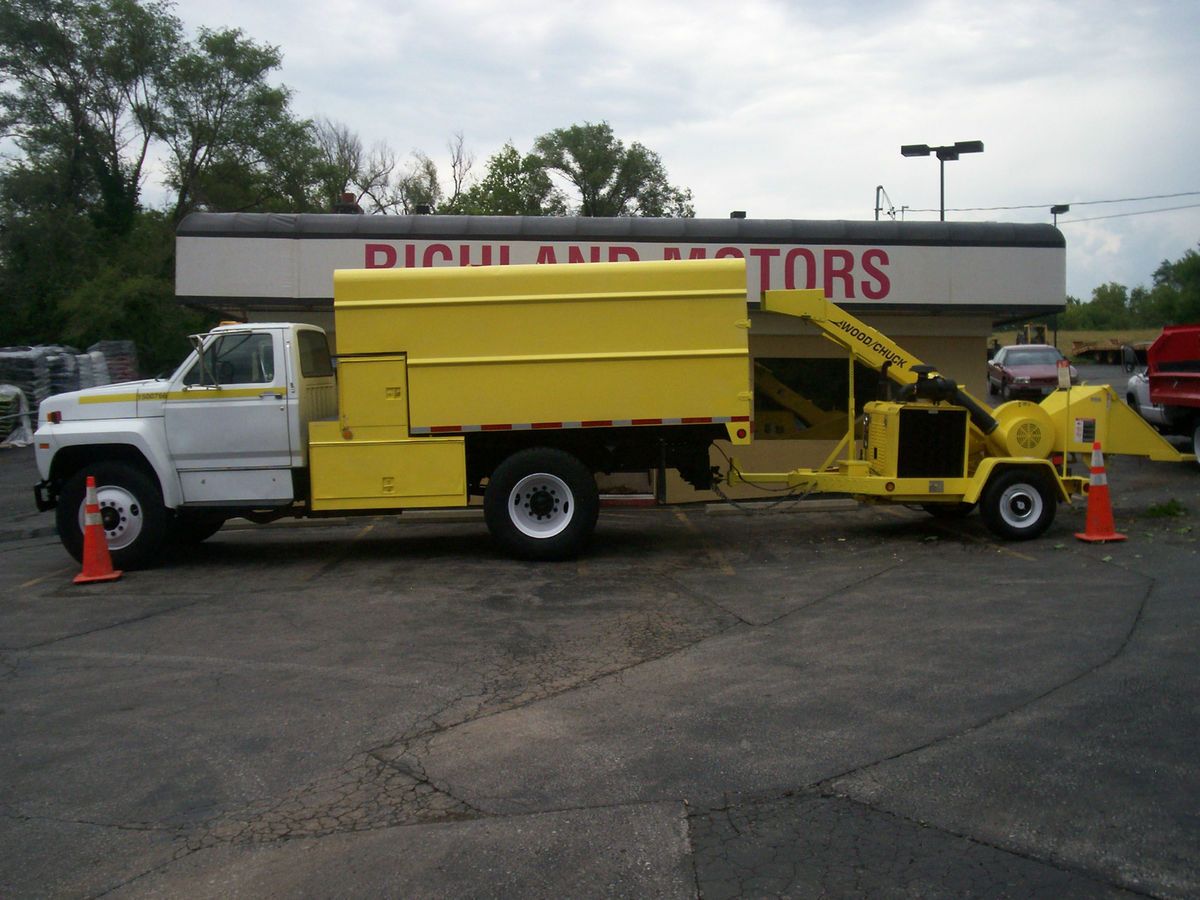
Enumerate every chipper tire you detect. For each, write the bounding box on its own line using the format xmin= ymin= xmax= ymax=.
xmin=979 ymin=468 xmax=1056 ymax=541
xmin=484 ymin=448 xmax=599 ymax=561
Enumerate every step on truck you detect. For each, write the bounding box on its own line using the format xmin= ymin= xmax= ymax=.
xmin=33 ymin=258 xmax=1191 ymax=568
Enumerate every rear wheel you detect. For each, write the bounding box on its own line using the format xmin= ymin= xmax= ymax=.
xmin=979 ymin=468 xmax=1056 ymax=541
xmin=56 ymin=461 xmax=168 ymax=569
xmin=484 ymin=448 xmax=599 ymax=561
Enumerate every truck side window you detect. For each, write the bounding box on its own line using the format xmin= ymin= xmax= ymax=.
xmin=298 ymin=330 xmax=333 ymax=377
xmin=183 ymin=333 xmax=275 ymax=386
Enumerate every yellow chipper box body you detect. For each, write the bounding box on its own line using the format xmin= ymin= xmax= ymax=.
xmin=308 ymin=258 xmax=753 ymax=511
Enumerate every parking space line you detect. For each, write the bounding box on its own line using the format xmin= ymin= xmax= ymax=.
xmin=303 ymin=523 xmax=375 ymax=581
xmin=673 ymin=509 xmax=736 ymax=576
xmin=19 ymin=566 xmax=74 ymax=589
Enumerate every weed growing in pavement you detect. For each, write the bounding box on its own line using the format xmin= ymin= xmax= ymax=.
xmin=1145 ymin=498 xmax=1187 ymax=518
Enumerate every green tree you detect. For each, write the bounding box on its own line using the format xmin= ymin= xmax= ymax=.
xmin=447 ymin=142 xmax=567 ymax=216
xmin=1147 ymin=247 xmax=1200 ymax=324
xmin=1085 ymin=282 xmax=1131 ymax=329
xmin=0 ymin=0 xmax=310 ymax=359
xmin=0 ymin=0 xmax=180 ymax=235
xmin=159 ymin=27 xmax=322 ymax=219
xmin=533 ymin=121 xmax=693 ymax=217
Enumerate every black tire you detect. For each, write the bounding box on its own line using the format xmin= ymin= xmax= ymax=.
xmin=1193 ymin=421 xmax=1200 ymax=465
xmin=484 ymin=448 xmax=599 ymax=561
xmin=988 ymin=379 xmax=998 ymax=396
xmin=1121 ymin=345 xmax=1138 ymax=374
xmin=1000 ymin=382 xmax=1011 ymax=402
xmin=56 ymin=461 xmax=169 ymax=570
xmin=979 ymin=468 xmax=1056 ymax=541
xmin=170 ymin=511 xmax=227 ymax=545
xmin=922 ymin=502 xmax=976 ymax=519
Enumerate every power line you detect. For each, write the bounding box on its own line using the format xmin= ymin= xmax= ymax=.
xmin=1056 ymin=202 xmax=1200 ymax=224
xmin=907 ymin=190 xmax=1200 ymax=214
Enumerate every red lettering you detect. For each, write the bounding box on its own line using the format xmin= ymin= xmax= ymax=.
xmin=365 ymin=243 xmax=397 ymax=268
xmin=423 ymin=244 xmax=452 ymax=267
xmin=405 ymin=244 xmax=416 ymax=267
xmin=748 ymin=248 xmax=779 ymax=291
xmin=608 ymin=246 xmax=639 ymax=262
xmin=568 ymin=245 xmax=603 ymax=263
xmin=861 ymin=249 xmax=890 ymax=299
xmin=537 ymin=246 xmax=558 ymax=264
xmin=824 ymin=249 xmax=855 ymax=299
xmin=663 ymin=247 xmax=708 ymax=261
xmin=784 ymin=248 xmax=817 ymax=289
xmin=715 ymin=247 xmax=744 ymax=259
xmin=460 ymin=244 xmax=490 ymax=266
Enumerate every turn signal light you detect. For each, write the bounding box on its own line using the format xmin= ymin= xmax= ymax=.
xmin=47 ymin=411 xmax=62 ymax=424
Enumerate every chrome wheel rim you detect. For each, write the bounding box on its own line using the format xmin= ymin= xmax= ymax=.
xmin=508 ymin=472 xmax=573 ymax=539
xmin=78 ymin=484 xmax=144 ymax=550
xmin=998 ymin=483 xmax=1042 ymax=530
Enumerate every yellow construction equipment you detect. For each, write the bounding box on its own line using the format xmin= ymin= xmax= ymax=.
xmin=729 ymin=290 xmax=1190 ymax=540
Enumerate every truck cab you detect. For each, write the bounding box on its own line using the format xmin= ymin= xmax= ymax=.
xmin=34 ymin=323 xmax=336 ymax=567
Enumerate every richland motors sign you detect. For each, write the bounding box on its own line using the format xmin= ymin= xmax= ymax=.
xmin=175 ymin=214 xmax=1066 ymax=314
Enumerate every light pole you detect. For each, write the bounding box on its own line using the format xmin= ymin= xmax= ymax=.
xmin=900 ymin=140 xmax=984 ymax=221
xmin=1051 ymin=204 xmax=1070 ymax=226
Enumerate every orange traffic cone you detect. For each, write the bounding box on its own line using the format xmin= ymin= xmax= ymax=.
xmin=74 ymin=475 xmax=123 ymax=584
xmin=1075 ymin=442 xmax=1127 ymax=543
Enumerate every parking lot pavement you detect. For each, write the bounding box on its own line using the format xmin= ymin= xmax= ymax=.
xmin=1 ymin=445 xmax=1198 ymax=898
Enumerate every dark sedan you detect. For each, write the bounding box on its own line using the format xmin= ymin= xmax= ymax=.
xmin=987 ymin=344 xmax=1077 ymax=400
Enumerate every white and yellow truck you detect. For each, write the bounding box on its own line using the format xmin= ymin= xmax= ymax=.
xmin=33 ymin=259 xmax=753 ymax=566
xmin=33 ymin=257 xmax=1190 ymax=569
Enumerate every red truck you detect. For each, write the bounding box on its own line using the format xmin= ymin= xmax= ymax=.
xmin=1126 ymin=324 xmax=1200 ymax=461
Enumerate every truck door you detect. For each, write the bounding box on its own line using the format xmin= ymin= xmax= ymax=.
xmin=165 ymin=329 xmax=295 ymax=504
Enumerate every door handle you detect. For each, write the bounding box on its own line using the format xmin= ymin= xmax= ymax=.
xmin=260 ymin=391 xmax=284 ymax=400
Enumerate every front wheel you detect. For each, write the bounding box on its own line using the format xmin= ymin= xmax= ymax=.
xmin=56 ymin=462 xmax=169 ymax=570
xmin=1193 ymin=421 xmax=1200 ymax=465
xmin=484 ymin=448 xmax=599 ymax=561
xmin=979 ymin=469 xmax=1056 ymax=541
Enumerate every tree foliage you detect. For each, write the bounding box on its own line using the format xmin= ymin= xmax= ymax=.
xmin=1058 ymin=246 xmax=1200 ymax=331
xmin=0 ymin=0 xmax=317 ymax=368
xmin=0 ymin=0 xmax=180 ymax=236
xmin=532 ymin=121 xmax=693 ymax=217
xmin=159 ymin=26 xmax=321 ymax=218
xmin=445 ymin=142 xmax=567 ymax=216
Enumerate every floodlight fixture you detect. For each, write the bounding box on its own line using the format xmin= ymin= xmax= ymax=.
xmin=900 ymin=140 xmax=985 ymax=221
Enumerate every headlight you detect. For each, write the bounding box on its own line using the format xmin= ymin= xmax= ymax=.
xmin=1014 ymin=376 xmax=1030 ymax=384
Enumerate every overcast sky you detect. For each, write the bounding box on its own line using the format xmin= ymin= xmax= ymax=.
xmin=169 ymin=0 xmax=1199 ymax=301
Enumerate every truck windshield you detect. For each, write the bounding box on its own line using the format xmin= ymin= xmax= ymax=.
xmin=183 ymin=333 xmax=275 ymax=386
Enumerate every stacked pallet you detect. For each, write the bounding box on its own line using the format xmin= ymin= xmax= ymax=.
xmin=89 ymin=340 xmax=139 ymax=382
xmin=43 ymin=346 xmax=82 ymax=395
xmin=0 ymin=347 xmax=51 ymax=409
